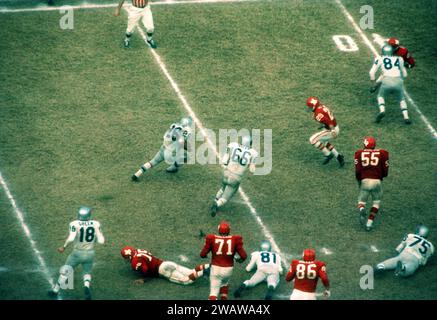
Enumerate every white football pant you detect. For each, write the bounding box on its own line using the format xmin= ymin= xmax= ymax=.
xmin=126 ymin=5 xmax=154 ymax=34
xmin=209 ymin=265 xmax=233 ymax=297
xmin=159 ymin=261 xmax=195 ymax=285
xmin=290 ymin=289 xmax=317 ymax=300
xmin=244 ymin=269 xmax=280 ymax=289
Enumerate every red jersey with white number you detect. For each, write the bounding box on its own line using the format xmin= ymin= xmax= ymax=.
xmin=395 ymin=46 xmax=415 ymax=68
xmin=354 ymin=149 xmax=389 ymax=181
xmin=200 ymin=234 xmax=247 ymax=267
xmin=131 ymin=249 xmax=163 ymax=278
xmin=313 ymin=105 xmax=337 ymax=129
xmin=285 ymin=260 xmax=329 ymax=293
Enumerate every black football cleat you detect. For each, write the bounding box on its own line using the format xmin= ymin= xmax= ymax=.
xmin=166 ymin=165 xmax=178 ymax=173
xmin=322 ymin=153 xmax=334 ymax=165
xmin=404 ymin=118 xmax=412 ymax=125
xmin=337 ymin=154 xmax=345 ymax=167
xmin=47 ymin=290 xmax=59 ymax=298
xmin=210 ymin=202 xmax=218 ymax=217
xmin=147 ymin=38 xmax=157 ymax=49
xmin=375 ymin=112 xmax=385 ymax=123
xmin=131 ymin=174 xmax=140 ymax=182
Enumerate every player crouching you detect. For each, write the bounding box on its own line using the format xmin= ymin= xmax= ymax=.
xmin=234 ymin=240 xmax=283 ymax=300
xmin=286 ymin=249 xmax=330 ymax=300
xmin=121 ymin=246 xmax=210 ymax=286
xmin=306 ymin=97 xmax=345 ymax=167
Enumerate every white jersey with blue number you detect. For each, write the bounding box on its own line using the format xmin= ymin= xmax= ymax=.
xmin=224 ymin=142 xmax=258 ymax=176
xmin=396 ymin=234 xmax=434 ymax=266
xmin=369 ymin=55 xmax=407 ymax=80
xmin=67 ymin=220 xmax=105 ymax=251
xmin=246 ymin=251 xmax=283 ymax=274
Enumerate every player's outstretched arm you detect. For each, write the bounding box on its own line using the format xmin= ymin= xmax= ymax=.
xmin=114 ymin=0 xmax=125 ymax=16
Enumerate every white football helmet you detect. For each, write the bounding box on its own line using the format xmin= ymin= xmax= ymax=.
xmin=260 ymin=240 xmax=272 ymax=252
xmin=415 ymin=225 xmax=429 ymax=238
xmin=78 ymin=206 xmax=92 ymax=221
xmin=241 ymin=134 xmax=252 ymax=148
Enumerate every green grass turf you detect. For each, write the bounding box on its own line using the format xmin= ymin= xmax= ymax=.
xmin=0 ymin=0 xmax=436 ymax=299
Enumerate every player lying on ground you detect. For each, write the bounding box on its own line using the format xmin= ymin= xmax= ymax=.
xmin=48 ymin=207 xmax=105 ymax=300
xmin=114 ymin=0 xmax=157 ymax=49
xmin=200 ymin=221 xmax=247 ymax=300
xmin=210 ymin=134 xmax=258 ymax=217
xmin=306 ymin=97 xmax=345 ymax=166
xmin=121 ymin=246 xmax=210 ymax=285
xmin=132 ymin=117 xmax=193 ymax=180
xmin=369 ymin=45 xmax=410 ymax=124
xmin=375 ymin=225 xmax=434 ymax=277
xmin=285 ymin=248 xmax=330 ymax=300
xmin=354 ymin=137 xmax=389 ymax=231
xmin=371 ymin=37 xmax=415 ymax=93
xmin=234 ymin=240 xmax=283 ymax=300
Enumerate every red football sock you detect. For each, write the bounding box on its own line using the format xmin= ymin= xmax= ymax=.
xmin=209 ymin=295 xmax=217 ymax=300
xmin=220 ymin=286 xmax=229 ymax=300
xmin=368 ymin=207 xmax=379 ymax=220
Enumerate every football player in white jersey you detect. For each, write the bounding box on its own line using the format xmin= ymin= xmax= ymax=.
xmin=375 ymin=225 xmax=434 ymax=277
xmin=48 ymin=207 xmax=105 ymax=300
xmin=234 ymin=240 xmax=283 ymax=300
xmin=369 ymin=44 xmax=410 ymax=124
xmin=132 ymin=117 xmax=193 ymax=180
xmin=210 ymin=134 xmax=258 ymax=217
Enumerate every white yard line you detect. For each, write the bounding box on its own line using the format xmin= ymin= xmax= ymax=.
xmin=133 ymin=21 xmax=287 ymax=267
xmin=335 ymin=0 xmax=437 ymax=141
xmin=0 ymin=0 xmax=258 ymax=13
xmin=0 ymin=172 xmax=57 ymax=290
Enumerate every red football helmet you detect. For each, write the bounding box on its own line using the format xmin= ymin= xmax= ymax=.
xmin=388 ymin=37 xmax=399 ymax=48
xmin=363 ymin=136 xmax=376 ymax=149
xmin=306 ymin=96 xmax=320 ymax=110
xmin=302 ymin=248 xmax=316 ymax=261
xmin=218 ymin=221 xmax=230 ymax=235
xmin=121 ymin=246 xmax=135 ymax=260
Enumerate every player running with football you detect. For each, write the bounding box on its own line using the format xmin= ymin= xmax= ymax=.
xmin=114 ymin=0 xmax=157 ymax=49
xmin=234 ymin=240 xmax=283 ymax=300
xmin=375 ymin=225 xmax=434 ymax=277
xmin=131 ymin=117 xmax=193 ymax=180
xmin=121 ymin=246 xmax=210 ymax=285
xmin=286 ymin=248 xmax=330 ymax=300
xmin=306 ymin=97 xmax=345 ymax=166
xmin=200 ymin=221 xmax=247 ymax=300
xmin=355 ymin=137 xmax=389 ymax=231
xmin=369 ymin=45 xmax=410 ymax=124
xmin=210 ymin=134 xmax=258 ymax=217
xmin=48 ymin=206 xmax=105 ymax=300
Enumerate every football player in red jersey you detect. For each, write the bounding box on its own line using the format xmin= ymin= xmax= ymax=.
xmin=388 ymin=38 xmax=415 ymax=69
xmin=306 ymin=97 xmax=345 ymax=166
xmin=200 ymin=221 xmax=247 ymax=300
xmin=121 ymin=246 xmax=210 ymax=286
xmin=354 ymin=137 xmax=389 ymax=231
xmin=285 ymin=249 xmax=330 ymax=300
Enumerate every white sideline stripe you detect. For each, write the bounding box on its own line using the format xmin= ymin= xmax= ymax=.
xmin=0 ymin=0 xmax=257 ymax=13
xmin=0 ymin=172 xmax=56 ymax=289
xmin=335 ymin=0 xmax=437 ymax=141
xmin=133 ymin=22 xmax=287 ymax=267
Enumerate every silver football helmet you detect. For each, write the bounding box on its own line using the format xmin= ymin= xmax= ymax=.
xmin=260 ymin=240 xmax=272 ymax=252
xmin=381 ymin=44 xmax=393 ymax=56
xmin=415 ymin=225 xmax=429 ymax=238
xmin=241 ymin=134 xmax=252 ymax=148
xmin=77 ymin=206 xmax=92 ymax=221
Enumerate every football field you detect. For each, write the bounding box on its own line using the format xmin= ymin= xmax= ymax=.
xmin=0 ymin=0 xmax=436 ymax=300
